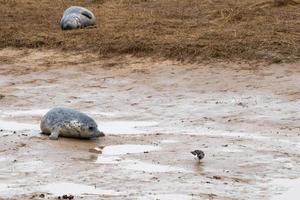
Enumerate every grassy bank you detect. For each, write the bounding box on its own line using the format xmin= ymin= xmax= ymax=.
xmin=0 ymin=0 xmax=299 ymax=62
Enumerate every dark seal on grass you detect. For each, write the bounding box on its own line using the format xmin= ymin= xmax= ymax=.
xmin=60 ymin=6 xmax=96 ymax=30
xmin=40 ymin=107 xmax=104 ymax=140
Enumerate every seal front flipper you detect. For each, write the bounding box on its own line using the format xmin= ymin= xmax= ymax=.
xmin=49 ymin=129 xmax=60 ymax=140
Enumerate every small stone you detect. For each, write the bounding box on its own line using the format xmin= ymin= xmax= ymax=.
xmin=213 ymin=175 xmax=222 ymax=180
xmin=39 ymin=193 xmax=45 ymax=198
xmin=89 ymin=147 xmax=102 ymax=154
xmin=68 ymin=195 xmax=74 ymax=199
xmin=19 ymin=143 xmax=26 ymax=147
xmin=208 ymin=193 xmax=217 ymax=198
xmin=60 ymin=195 xmax=74 ymax=200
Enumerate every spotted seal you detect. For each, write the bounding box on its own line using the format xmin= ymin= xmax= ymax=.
xmin=40 ymin=107 xmax=104 ymax=140
xmin=60 ymin=6 xmax=96 ymax=30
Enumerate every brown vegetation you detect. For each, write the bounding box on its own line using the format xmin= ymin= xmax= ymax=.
xmin=0 ymin=0 xmax=299 ymax=62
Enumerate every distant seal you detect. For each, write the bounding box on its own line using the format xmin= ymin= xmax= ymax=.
xmin=60 ymin=6 xmax=96 ymax=30
xmin=40 ymin=107 xmax=104 ymax=140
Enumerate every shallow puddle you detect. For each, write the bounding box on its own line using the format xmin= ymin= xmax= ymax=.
xmin=189 ymin=127 xmax=268 ymax=140
xmin=1 ymin=109 xmax=118 ymax=118
xmin=271 ymin=178 xmax=300 ymax=200
xmin=0 ymin=157 xmax=7 ymax=162
xmin=97 ymin=156 xmax=190 ymax=173
xmin=96 ymin=156 xmax=122 ymax=164
xmin=0 ymin=109 xmax=158 ymax=136
xmin=1 ymin=109 xmax=48 ymax=117
xmin=0 ymin=112 xmax=158 ymax=135
xmin=160 ymin=139 xmax=178 ymax=144
xmin=99 ymin=121 xmax=158 ymax=134
xmin=139 ymin=193 xmax=192 ymax=200
xmin=220 ymin=148 xmax=243 ymax=153
xmin=0 ymin=183 xmax=26 ymax=197
xmin=96 ymin=144 xmax=190 ymax=173
xmin=90 ymin=111 xmax=121 ymax=117
xmin=0 ymin=183 xmax=8 ymax=193
xmin=41 ymin=182 xmax=121 ymax=196
xmin=101 ymin=144 xmax=160 ymax=156
xmin=0 ymin=120 xmax=38 ymax=131
xmin=189 ymin=128 xmax=300 ymax=149
xmin=13 ymin=161 xmax=50 ymax=173
xmin=123 ymin=160 xmax=191 ymax=173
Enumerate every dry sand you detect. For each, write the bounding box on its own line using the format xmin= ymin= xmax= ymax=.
xmin=0 ymin=49 xmax=299 ymax=200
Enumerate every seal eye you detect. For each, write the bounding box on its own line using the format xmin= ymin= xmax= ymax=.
xmin=81 ymin=11 xmax=93 ymax=19
xmin=89 ymin=127 xmax=94 ymax=131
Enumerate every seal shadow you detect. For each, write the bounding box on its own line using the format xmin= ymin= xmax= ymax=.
xmin=34 ymin=132 xmax=106 ymax=163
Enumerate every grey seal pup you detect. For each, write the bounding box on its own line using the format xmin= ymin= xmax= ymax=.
xmin=40 ymin=107 xmax=104 ymax=140
xmin=60 ymin=6 xmax=96 ymax=30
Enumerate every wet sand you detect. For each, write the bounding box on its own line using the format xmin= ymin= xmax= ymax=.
xmin=0 ymin=49 xmax=299 ymax=200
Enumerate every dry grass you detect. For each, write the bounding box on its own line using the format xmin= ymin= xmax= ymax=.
xmin=0 ymin=0 xmax=299 ymax=62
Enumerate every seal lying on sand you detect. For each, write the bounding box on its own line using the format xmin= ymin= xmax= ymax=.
xmin=40 ymin=107 xmax=104 ymax=140
xmin=60 ymin=6 xmax=96 ymax=30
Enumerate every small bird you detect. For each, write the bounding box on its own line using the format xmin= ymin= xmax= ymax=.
xmin=191 ymin=150 xmax=205 ymax=161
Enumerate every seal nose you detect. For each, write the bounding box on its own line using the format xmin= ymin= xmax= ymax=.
xmin=62 ymin=21 xmax=74 ymax=30
xmin=98 ymin=131 xmax=105 ymax=137
xmin=95 ymin=129 xmax=105 ymax=137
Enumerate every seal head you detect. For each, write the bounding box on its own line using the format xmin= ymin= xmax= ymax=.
xmin=61 ymin=14 xmax=81 ymax=30
xmin=60 ymin=6 xmax=96 ymax=30
xmin=40 ymin=107 xmax=104 ymax=140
